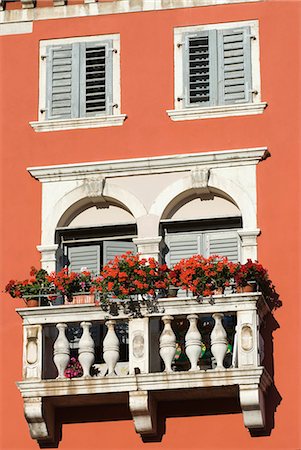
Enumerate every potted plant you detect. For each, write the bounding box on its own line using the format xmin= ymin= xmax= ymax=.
xmin=47 ymin=268 xmax=84 ymax=304
xmin=169 ymin=254 xmax=215 ymax=298
xmin=68 ymin=269 xmax=95 ymax=305
xmin=5 ymin=266 xmax=52 ymax=307
xmin=209 ymin=256 xmax=237 ymax=294
xmin=95 ymin=252 xmax=169 ymax=315
xmin=169 ymin=255 xmax=237 ymax=298
xmin=234 ymin=259 xmax=270 ymax=293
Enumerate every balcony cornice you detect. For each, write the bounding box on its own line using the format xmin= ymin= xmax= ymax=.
xmin=27 ymin=147 xmax=269 ymax=183
xmin=17 ymin=366 xmax=271 ymax=398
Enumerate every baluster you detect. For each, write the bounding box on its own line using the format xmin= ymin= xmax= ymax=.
xmin=103 ymin=320 xmax=120 ymax=376
xmin=210 ymin=313 xmax=228 ymax=370
xmin=78 ymin=322 xmax=95 ymax=378
xmin=159 ymin=315 xmax=176 ymax=373
xmin=53 ymin=323 xmax=70 ymax=379
xmin=185 ymin=314 xmax=201 ymax=371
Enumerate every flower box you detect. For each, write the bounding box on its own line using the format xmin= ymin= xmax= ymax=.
xmin=64 ymin=294 xmax=95 ymax=305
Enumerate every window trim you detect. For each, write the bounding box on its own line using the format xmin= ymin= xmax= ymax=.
xmin=31 ymin=34 xmax=126 ymax=132
xmin=167 ymin=20 xmax=267 ymax=121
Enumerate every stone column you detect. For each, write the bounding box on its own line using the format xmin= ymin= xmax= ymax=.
xmin=36 ymin=244 xmax=58 ymax=272
xmin=23 ymin=325 xmax=42 ymax=380
xmin=237 ymin=229 xmax=260 ymax=262
xmin=236 ymin=308 xmax=260 ymax=368
xmin=133 ymin=237 xmax=162 ymax=261
xmin=129 ymin=318 xmax=149 ymax=374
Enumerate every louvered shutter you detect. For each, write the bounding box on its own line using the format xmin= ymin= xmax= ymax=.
xmin=183 ymin=31 xmax=217 ymax=107
xmin=165 ymin=234 xmax=201 ymax=266
xmin=46 ymin=40 xmax=113 ymax=120
xmin=46 ymin=44 xmax=78 ymax=120
xmin=218 ymin=27 xmax=252 ymax=104
xmin=79 ymin=41 xmax=113 ymax=117
xmin=68 ymin=245 xmax=100 ymax=274
xmin=103 ymin=240 xmax=137 ymax=266
xmin=205 ymin=231 xmax=240 ymax=262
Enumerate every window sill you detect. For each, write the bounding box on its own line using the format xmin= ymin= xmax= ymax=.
xmin=29 ymin=114 xmax=127 ymax=132
xmin=166 ymin=102 xmax=267 ymax=121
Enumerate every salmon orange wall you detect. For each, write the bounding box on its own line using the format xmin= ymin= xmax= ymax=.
xmin=0 ymin=1 xmax=300 ymax=449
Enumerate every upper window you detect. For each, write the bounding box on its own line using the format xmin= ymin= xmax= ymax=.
xmin=167 ymin=20 xmax=267 ymax=121
xmin=30 ymin=34 xmax=126 ymax=132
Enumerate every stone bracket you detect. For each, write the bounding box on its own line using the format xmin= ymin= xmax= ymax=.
xmin=23 ymin=397 xmax=57 ymax=446
xmin=129 ymin=390 xmax=157 ymax=437
xmin=239 ymin=375 xmax=271 ymax=431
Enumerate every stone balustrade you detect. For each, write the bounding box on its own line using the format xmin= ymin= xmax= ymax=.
xmin=16 ymin=293 xmax=272 ymax=446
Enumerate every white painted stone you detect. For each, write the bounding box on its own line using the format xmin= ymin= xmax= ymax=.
xmin=36 ymin=244 xmax=58 ymax=272
xmin=129 ymin=391 xmax=157 ymax=436
xmin=129 ymin=318 xmax=149 ymax=374
xmin=23 ymin=325 xmax=42 ymax=380
xmin=132 ymin=236 xmax=162 ymax=260
xmin=159 ymin=315 xmax=176 ymax=372
xmin=103 ymin=320 xmax=120 ymax=376
xmin=167 ymin=103 xmax=267 ymax=121
xmin=78 ymin=322 xmax=95 ymax=378
xmin=53 ymin=323 xmax=70 ymax=379
xmin=236 ymin=309 xmax=260 ymax=368
xmin=185 ymin=314 xmax=201 ymax=371
xmin=30 ymin=114 xmax=127 ymax=132
xmin=210 ymin=313 xmax=228 ymax=370
xmin=0 ymin=21 xmax=32 ymax=35
xmin=239 ymin=384 xmax=266 ymax=429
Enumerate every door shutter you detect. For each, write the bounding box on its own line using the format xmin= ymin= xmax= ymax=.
xmin=217 ymin=27 xmax=252 ymax=104
xmin=205 ymin=231 xmax=240 ymax=262
xmin=103 ymin=240 xmax=137 ymax=266
xmin=46 ymin=44 xmax=79 ymax=120
xmin=68 ymin=245 xmax=100 ymax=274
xmin=165 ymin=234 xmax=200 ymax=267
xmin=80 ymin=41 xmax=113 ymax=117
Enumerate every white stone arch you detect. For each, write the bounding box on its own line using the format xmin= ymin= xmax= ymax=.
xmin=150 ymin=169 xmax=256 ymax=229
xmin=38 ymin=180 xmax=147 ymax=271
xmin=149 ymin=168 xmax=260 ymax=262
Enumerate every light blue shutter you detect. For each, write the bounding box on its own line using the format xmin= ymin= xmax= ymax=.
xmin=217 ymin=27 xmax=252 ymax=104
xmin=68 ymin=245 xmax=100 ymax=274
xmin=103 ymin=240 xmax=136 ymax=265
xmin=79 ymin=40 xmax=113 ymax=117
xmin=46 ymin=44 xmax=79 ymax=120
xmin=165 ymin=234 xmax=201 ymax=266
xmin=183 ymin=31 xmax=217 ymax=107
xmin=205 ymin=231 xmax=240 ymax=262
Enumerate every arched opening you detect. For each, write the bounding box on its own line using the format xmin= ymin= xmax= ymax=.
xmin=160 ymin=191 xmax=242 ymax=266
xmin=55 ymin=199 xmax=137 ymax=273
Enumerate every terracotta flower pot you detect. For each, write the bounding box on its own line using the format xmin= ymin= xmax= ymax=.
xmin=214 ymin=287 xmax=225 ymax=295
xmin=25 ymin=299 xmax=39 ymax=307
xmin=236 ymin=283 xmax=256 ymax=293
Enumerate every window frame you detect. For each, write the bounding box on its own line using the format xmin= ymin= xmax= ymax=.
xmin=167 ymin=20 xmax=267 ymax=121
xmin=30 ymin=34 xmax=126 ymax=132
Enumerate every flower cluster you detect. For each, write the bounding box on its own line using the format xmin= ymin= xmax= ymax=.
xmin=95 ymin=252 xmax=170 ymax=299
xmin=5 ymin=267 xmax=50 ymax=300
xmin=170 ymin=255 xmax=237 ymax=297
xmin=234 ymin=259 xmax=270 ymax=289
xmin=46 ymin=268 xmax=93 ymax=302
xmin=64 ymin=357 xmax=83 ymax=379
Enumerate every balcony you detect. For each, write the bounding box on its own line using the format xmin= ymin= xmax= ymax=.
xmin=17 ymin=292 xmax=272 ymax=447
